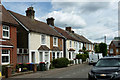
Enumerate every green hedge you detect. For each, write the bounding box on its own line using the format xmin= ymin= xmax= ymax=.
xmin=76 ymin=54 xmax=88 ymax=62
xmin=52 ymin=58 xmax=69 ymax=68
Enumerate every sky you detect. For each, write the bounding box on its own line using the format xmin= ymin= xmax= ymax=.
xmin=1 ymin=0 xmax=119 ymax=45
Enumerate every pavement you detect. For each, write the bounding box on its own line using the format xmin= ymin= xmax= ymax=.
xmin=8 ymin=63 xmax=93 ymax=79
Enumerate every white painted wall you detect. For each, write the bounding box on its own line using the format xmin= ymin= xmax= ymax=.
xmin=29 ymin=32 xmax=50 ymax=64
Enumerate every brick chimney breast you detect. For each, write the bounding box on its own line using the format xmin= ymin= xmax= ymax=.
xmin=66 ymin=27 xmax=72 ymax=32
xmin=46 ymin=17 xmax=55 ymax=26
xmin=26 ymin=7 xmax=35 ymax=19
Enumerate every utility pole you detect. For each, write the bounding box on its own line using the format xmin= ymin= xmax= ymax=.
xmin=104 ymin=36 xmax=106 ymax=44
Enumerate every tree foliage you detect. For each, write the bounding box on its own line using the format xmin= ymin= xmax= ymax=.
xmin=99 ymin=43 xmax=107 ymax=57
xmin=94 ymin=44 xmax=99 ymax=53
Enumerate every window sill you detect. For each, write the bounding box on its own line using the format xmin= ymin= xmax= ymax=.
xmin=2 ymin=62 xmax=10 ymax=65
xmin=2 ymin=37 xmax=10 ymax=40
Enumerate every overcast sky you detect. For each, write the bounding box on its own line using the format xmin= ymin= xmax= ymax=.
xmin=2 ymin=0 xmax=119 ymax=45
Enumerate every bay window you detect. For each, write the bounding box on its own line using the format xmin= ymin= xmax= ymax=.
xmin=2 ymin=50 xmax=10 ymax=64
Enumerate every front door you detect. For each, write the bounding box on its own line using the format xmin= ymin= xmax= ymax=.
xmin=31 ymin=52 xmax=35 ymax=63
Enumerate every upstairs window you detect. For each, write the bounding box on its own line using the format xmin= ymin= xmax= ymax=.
xmin=41 ymin=35 xmax=46 ymax=45
xmin=110 ymin=48 xmax=113 ymax=54
xmin=79 ymin=42 xmax=81 ymax=48
xmin=74 ymin=41 xmax=76 ymax=48
xmin=53 ymin=37 xmax=58 ymax=46
xmin=3 ymin=25 xmax=10 ymax=39
xmin=70 ymin=41 xmax=72 ymax=48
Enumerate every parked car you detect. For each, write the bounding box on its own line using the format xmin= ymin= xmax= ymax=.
xmin=89 ymin=53 xmax=103 ymax=65
xmin=88 ymin=57 xmax=120 ymax=80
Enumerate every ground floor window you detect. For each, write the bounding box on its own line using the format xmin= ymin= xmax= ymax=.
xmin=45 ymin=52 xmax=49 ymax=62
xmin=2 ymin=50 xmax=10 ymax=64
xmin=61 ymin=52 xmax=62 ymax=57
xmin=57 ymin=52 xmax=59 ymax=58
xmin=52 ymin=52 xmax=55 ymax=60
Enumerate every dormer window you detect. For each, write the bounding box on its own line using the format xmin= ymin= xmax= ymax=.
xmin=53 ymin=37 xmax=58 ymax=46
xmin=41 ymin=34 xmax=46 ymax=45
xmin=3 ymin=25 xmax=10 ymax=39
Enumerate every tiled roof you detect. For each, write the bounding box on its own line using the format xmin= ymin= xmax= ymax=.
xmin=38 ymin=45 xmax=50 ymax=51
xmin=73 ymin=33 xmax=92 ymax=44
xmin=0 ymin=40 xmax=13 ymax=46
xmin=54 ymin=27 xmax=78 ymax=41
xmin=113 ymin=40 xmax=120 ymax=48
xmin=8 ymin=10 xmax=63 ymax=38
xmin=1 ymin=5 xmax=18 ymax=26
xmin=51 ymin=47 xmax=61 ymax=51
xmin=68 ymin=48 xmax=75 ymax=51
xmin=67 ymin=31 xmax=82 ymax=42
xmin=78 ymin=49 xmax=83 ymax=52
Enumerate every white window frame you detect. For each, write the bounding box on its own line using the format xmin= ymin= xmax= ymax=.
xmin=116 ymin=48 xmax=119 ymax=53
xmin=52 ymin=52 xmax=55 ymax=60
xmin=89 ymin=44 xmax=91 ymax=50
xmin=57 ymin=52 xmax=59 ymax=58
xmin=53 ymin=37 xmax=58 ymax=46
xmin=41 ymin=34 xmax=46 ymax=45
xmin=2 ymin=25 xmax=10 ymax=39
xmin=110 ymin=48 xmax=113 ymax=54
xmin=74 ymin=41 xmax=76 ymax=48
xmin=70 ymin=40 xmax=72 ymax=48
xmin=1 ymin=50 xmax=10 ymax=65
xmin=79 ymin=42 xmax=81 ymax=49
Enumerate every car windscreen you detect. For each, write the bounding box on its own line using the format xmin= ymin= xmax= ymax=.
xmin=95 ymin=58 xmax=120 ymax=67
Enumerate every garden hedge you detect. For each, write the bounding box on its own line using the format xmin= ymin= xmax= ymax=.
xmin=52 ymin=58 xmax=69 ymax=68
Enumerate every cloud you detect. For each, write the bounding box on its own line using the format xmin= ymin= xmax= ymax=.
xmin=73 ymin=25 xmax=118 ymax=44
xmin=41 ymin=11 xmax=86 ymax=28
xmin=51 ymin=2 xmax=110 ymax=14
xmin=80 ymin=2 xmax=110 ymax=13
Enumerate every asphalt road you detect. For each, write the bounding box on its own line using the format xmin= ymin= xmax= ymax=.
xmin=9 ymin=63 xmax=92 ymax=79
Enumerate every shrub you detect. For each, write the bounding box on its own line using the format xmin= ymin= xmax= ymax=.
xmin=52 ymin=58 xmax=69 ymax=68
xmin=2 ymin=65 xmax=9 ymax=76
xmin=76 ymin=54 xmax=87 ymax=62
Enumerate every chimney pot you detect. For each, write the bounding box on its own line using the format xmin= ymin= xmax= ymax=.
xmin=66 ymin=27 xmax=72 ymax=32
xmin=46 ymin=17 xmax=55 ymax=26
xmin=26 ymin=7 xmax=35 ymax=19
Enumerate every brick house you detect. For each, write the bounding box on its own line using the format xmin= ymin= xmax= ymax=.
xmin=0 ymin=5 xmax=18 ymax=67
xmin=8 ymin=7 xmax=64 ymax=67
xmin=109 ymin=38 xmax=120 ymax=55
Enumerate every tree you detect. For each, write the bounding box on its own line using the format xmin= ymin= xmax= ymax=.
xmin=82 ymin=46 xmax=86 ymax=52
xmin=99 ymin=43 xmax=107 ymax=57
xmin=94 ymin=44 xmax=99 ymax=53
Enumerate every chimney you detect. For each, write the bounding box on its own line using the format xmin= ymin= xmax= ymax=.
xmin=66 ymin=27 xmax=72 ymax=32
xmin=46 ymin=17 xmax=54 ymax=26
xmin=26 ymin=7 xmax=35 ymax=19
xmin=72 ymin=31 xmax=74 ymax=33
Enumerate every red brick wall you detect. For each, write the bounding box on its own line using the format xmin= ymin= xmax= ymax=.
xmin=0 ymin=25 xmax=17 ymax=67
xmin=58 ymin=38 xmax=63 ymax=51
xmin=109 ymin=42 xmax=117 ymax=56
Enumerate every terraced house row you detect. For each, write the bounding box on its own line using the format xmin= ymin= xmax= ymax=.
xmin=0 ymin=5 xmax=94 ymax=68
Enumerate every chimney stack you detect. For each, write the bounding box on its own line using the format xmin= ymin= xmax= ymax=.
xmin=26 ymin=7 xmax=35 ymax=19
xmin=66 ymin=27 xmax=72 ymax=32
xmin=46 ymin=17 xmax=55 ymax=26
